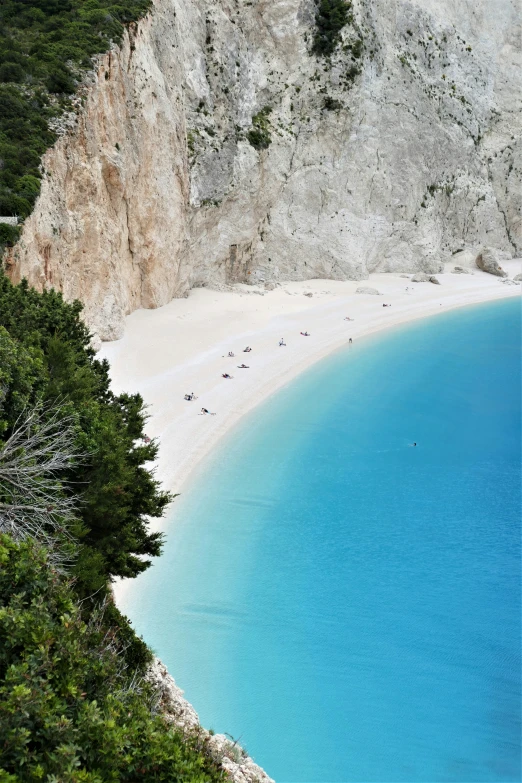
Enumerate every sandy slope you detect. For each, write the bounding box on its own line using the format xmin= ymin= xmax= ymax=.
xmin=100 ymin=263 xmax=520 ymax=508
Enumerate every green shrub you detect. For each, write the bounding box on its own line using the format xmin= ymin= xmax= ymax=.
xmin=0 ymin=61 xmax=24 ymax=83
xmin=349 ymin=37 xmax=363 ymax=59
xmin=323 ymin=95 xmax=343 ymax=111
xmin=312 ymin=0 xmax=350 ymax=56
xmin=0 ymin=535 xmax=225 ymax=783
xmin=345 ymin=63 xmax=361 ymax=83
xmin=0 ymin=223 xmax=20 ymax=247
xmin=46 ymin=67 xmax=76 ymax=94
xmin=247 ymin=106 xmax=272 ymax=150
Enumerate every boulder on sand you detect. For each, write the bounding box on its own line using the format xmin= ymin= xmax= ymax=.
xmin=475 ymin=248 xmax=508 ymax=277
xmin=452 ymin=266 xmax=470 ymax=274
xmin=356 ymin=286 xmax=382 ymax=295
xmin=411 ymin=273 xmax=440 ymax=284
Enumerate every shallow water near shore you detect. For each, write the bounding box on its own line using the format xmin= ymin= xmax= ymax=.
xmin=121 ymin=298 xmax=521 ymax=782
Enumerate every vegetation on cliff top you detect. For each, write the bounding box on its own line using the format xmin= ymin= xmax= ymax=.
xmin=0 ymin=275 xmax=227 ymax=778
xmin=0 ymin=274 xmax=170 ymax=603
xmin=0 ymin=534 xmax=225 ymax=782
xmin=0 ymin=0 xmax=151 ymax=238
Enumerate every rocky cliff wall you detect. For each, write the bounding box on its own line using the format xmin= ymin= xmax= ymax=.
xmin=147 ymin=658 xmax=273 ymax=783
xmin=5 ymin=0 xmax=521 ymax=340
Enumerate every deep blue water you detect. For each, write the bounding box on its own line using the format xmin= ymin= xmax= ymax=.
xmin=121 ymin=298 xmax=521 ymax=783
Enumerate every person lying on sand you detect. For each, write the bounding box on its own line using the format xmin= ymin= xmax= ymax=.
xmin=279 ymin=338 xmax=286 ymax=346
xmin=184 ymin=393 xmax=197 ymax=401
xmin=344 ymin=317 xmax=354 ymax=321
xmin=228 ymin=351 xmax=235 ymax=357
xmin=243 ymin=346 xmax=252 ymax=352
xmin=300 ymin=331 xmax=310 ymax=336
xmin=238 ymin=364 xmax=249 ymax=368
xmin=200 ymin=408 xmax=216 ymax=415
xmin=222 ymin=373 xmax=233 ymax=379
xmin=382 ymin=303 xmax=391 ymax=307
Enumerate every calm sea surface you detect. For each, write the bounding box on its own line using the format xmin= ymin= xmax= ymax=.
xmin=121 ymin=298 xmax=521 ymax=782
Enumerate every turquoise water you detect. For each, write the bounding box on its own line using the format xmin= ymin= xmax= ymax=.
xmin=121 ymin=298 xmax=521 ymax=782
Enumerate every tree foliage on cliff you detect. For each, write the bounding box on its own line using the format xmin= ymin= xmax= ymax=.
xmin=0 ymin=274 xmax=171 ymax=601
xmin=0 ymin=0 xmax=151 ymax=227
xmin=247 ymin=106 xmax=272 ymax=151
xmin=312 ymin=0 xmax=350 ymax=56
xmin=0 ymin=278 xmax=224 ymax=778
xmin=0 ymin=534 xmax=225 ymax=783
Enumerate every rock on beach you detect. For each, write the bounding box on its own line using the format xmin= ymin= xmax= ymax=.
xmin=475 ymin=248 xmax=508 ymax=277
xmin=411 ymin=273 xmax=440 ymax=284
xmin=356 ymin=286 xmax=382 ymax=295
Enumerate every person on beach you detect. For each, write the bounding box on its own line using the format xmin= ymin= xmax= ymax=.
xmin=238 ymin=364 xmax=249 ymax=368
xmin=184 ymin=393 xmax=196 ymax=401
xmin=349 ymin=338 xmax=353 ymax=344
xmin=279 ymin=338 xmax=286 ymax=346
xmin=383 ymin=303 xmax=391 ymax=307
xmin=344 ymin=317 xmax=354 ymax=321
xmin=200 ymin=408 xmax=216 ymax=415
xmin=300 ymin=331 xmax=310 ymax=336
xmin=228 ymin=351 xmax=235 ymax=357
xmin=243 ymin=346 xmax=252 ymax=352
xmin=222 ymin=373 xmax=232 ymax=379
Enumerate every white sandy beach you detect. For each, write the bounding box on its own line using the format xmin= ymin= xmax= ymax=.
xmin=100 ymin=262 xmax=520 ymax=516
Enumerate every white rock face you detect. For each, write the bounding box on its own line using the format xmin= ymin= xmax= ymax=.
xmin=147 ymin=658 xmax=274 ymax=783
xmin=5 ymin=0 xmax=521 ymax=338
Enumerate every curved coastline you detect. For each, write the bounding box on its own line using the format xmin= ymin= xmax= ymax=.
xmin=100 ymin=264 xmax=520 ymax=522
xmin=105 ymin=285 xmax=521 ymax=781
xmin=99 ymin=266 xmax=520 ymax=779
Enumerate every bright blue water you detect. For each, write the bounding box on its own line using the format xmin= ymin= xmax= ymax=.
xmin=121 ymin=298 xmax=521 ymax=783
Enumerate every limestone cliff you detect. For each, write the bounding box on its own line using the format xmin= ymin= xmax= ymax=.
xmin=148 ymin=658 xmax=273 ymax=783
xmin=5 ymin=0 xmax=521 ymax=340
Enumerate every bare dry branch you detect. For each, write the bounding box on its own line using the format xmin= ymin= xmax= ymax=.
xmin=0 ymin=404 xmax=86 ymax=566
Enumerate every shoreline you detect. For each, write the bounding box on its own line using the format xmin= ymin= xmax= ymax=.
xmin=100 ymin=263 xmax=520 ymax=599
xmin=165 ymin=285 xmax=520 ymax=498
